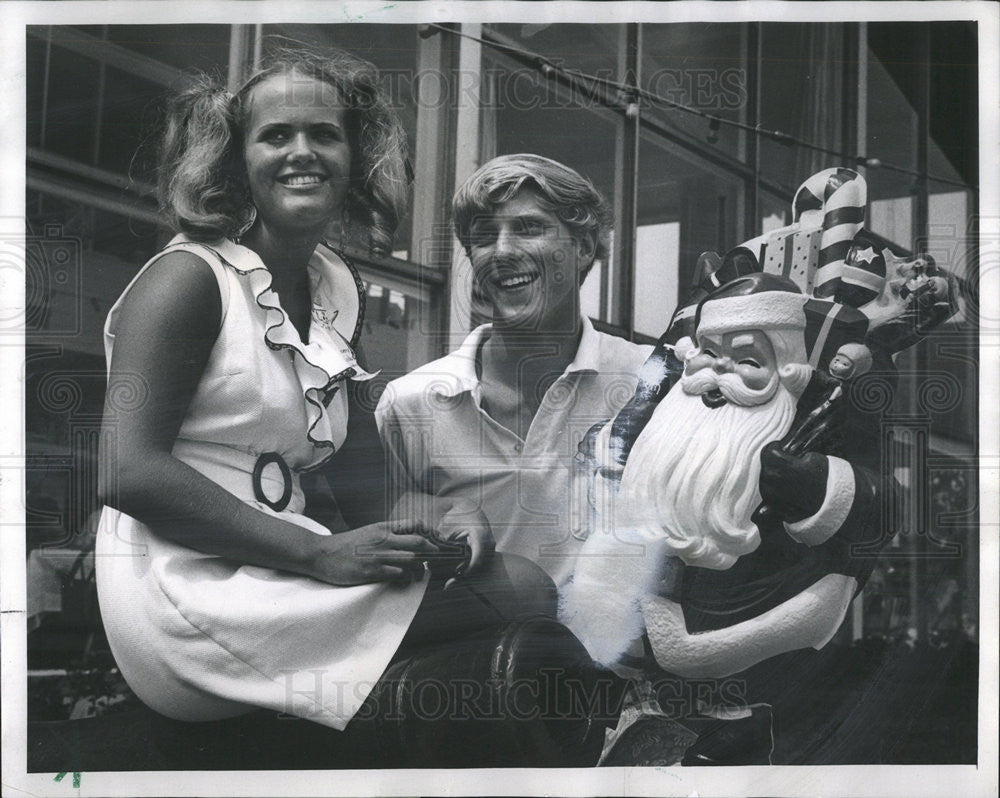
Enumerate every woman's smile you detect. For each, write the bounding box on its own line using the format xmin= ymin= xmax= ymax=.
xmin=278 ymin=173 xmax=328 ymax=188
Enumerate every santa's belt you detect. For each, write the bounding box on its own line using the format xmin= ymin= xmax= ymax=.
xmin=172 ymin=439 xmax=305 ymax=513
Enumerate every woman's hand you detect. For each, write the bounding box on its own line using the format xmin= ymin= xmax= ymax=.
xmin=304 ymin=519 xmax=441 ymax=586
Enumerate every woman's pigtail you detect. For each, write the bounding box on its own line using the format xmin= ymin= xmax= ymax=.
xmin=158 ymin=78 xmax=249 ymax=241
xmin=351 ymin=100 xmax=409 ymax=255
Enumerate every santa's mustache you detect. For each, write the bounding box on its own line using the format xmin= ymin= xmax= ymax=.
xmin=681 ymin=366 xmax=779 ymax=407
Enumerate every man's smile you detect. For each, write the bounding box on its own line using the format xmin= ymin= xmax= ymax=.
xmin=494 ymin=271 xmax=540 ymax=290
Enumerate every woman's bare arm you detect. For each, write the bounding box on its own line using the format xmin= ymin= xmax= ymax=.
xmin=98 ymin=251 xmax=436 ymax=584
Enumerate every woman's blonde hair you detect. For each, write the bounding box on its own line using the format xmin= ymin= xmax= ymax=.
xmin=157 ymin=48 xmax=408 ymax=253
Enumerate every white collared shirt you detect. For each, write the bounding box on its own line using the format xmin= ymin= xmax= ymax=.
xmin=375 ymin=318 xmax=652 ymax=587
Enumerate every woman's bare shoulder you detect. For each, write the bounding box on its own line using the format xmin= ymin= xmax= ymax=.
xmin=116 ymin=248 xmax=223 ymax=339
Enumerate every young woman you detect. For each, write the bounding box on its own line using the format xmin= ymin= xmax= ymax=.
xmin=96 ymin=49 xmax=555 ymax=732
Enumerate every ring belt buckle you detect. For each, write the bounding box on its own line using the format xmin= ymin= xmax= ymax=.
xmin=252 ymin=452 xmax=293 ymax=512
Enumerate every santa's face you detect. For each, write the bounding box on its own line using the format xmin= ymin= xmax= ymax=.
xmin=682 ymin=329 xmax=780 ymax=408
xmin=617 ymin=327 xmax=807 ymax=570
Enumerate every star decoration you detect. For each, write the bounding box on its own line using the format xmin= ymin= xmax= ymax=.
xmin=851 ymin=246 xmax=878 ymax=265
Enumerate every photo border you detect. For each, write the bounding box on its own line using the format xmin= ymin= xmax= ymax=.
xmin=2 ymin=2 xmax=997 ymax=796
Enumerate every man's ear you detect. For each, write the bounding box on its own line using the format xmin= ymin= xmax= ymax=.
xmin=575 ymin=234 xmax=598 ymax=286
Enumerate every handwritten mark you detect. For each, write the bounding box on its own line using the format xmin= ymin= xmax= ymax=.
xmin=342 ymin=3 xmax=396 ymax=21
xmin=53 ymin=772 xmax=81 ymax=787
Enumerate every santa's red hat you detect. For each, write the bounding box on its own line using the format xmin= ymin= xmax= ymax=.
xmin=696 ymin=272 xmax=808 ymax=338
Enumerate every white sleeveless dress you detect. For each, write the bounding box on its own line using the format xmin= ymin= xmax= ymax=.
xmin=96 ymin=235 xmax=427 ymax=730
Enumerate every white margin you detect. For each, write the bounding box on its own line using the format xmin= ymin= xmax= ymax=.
xmin=1 ymin=2 xmax=997 ymax=797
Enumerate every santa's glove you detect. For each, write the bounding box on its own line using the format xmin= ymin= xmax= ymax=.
xmin=758 ymin=442 xmax=829 ymax=523
xmin=869 ymin=261 xmax=960 ymax=356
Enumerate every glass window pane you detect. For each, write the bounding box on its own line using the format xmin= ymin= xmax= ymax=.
xmin=27 ymin=30 xmax=49 ymax=148
xmin=97 ymin=66 xmax=168 ymax=178
xmin=488 ymin=68 xmax=619 ymax=208
xmin=358 ymin=277 xmax=433 ymax=374
xmin=759 ymin=190 xmax=790 ymax=235
xmin=37 ymin=44 xmax=100 ymax=162
xmin=489 ymin=23 xmax=623 ymax=78
xmin=637 ymin=133 xmax=744 ymax=303
xmin=633 ymin=222 xmax=679 ymax=338
xmin=869 ymin=197 xmax=913 ymax=250
xmin=77 ymin=24 xmax=231 ymax=74
xmin=26 ymin=189 xmax=162 ymax=351
xmin=641 ymin=23 xmax=747 ymax=162
xmin=928 ymin=191 xmax=969 ymax=276
xmin=759 ymin=24 xmax=846 ymax=195
xmin=864 ymin=43 xmax=918 ymax=246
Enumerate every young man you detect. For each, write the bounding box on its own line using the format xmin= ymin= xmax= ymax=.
xmin=375 ymin=154 xmax=652 ymax=588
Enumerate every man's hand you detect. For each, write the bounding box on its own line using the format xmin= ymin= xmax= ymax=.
xmin=437 ymin=500 xmax=495 ymax=576
xmin=758 ymin=443 xmax=829 ymax=524
xmin=390 ymin=492 xmax=495 ymax=582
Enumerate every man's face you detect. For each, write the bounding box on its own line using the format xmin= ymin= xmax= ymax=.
xmin=467 ymin=187 xmax=592 ymax=333
xmin=683 ymin=329 xmax=779 ymax=408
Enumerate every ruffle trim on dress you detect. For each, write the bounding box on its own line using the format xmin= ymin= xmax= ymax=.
xmin=163 ymin=237 xmax=371 ymax=458
xmin=320 ymin=239 xmax=367 ymax=350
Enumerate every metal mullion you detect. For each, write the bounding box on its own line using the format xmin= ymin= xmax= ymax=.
xmin=39 ymin=27 xmax=53 ymax=148
xmin=27 ymin=174 xmax=163 ymax=227
xmin=252 ymin=24 xmax=263 ymax=70
xmin=614 ymin=23 xmax=641 ymax=337
xmin=606 ymin=28 xmax=627 ymax=327
xmin=914 ymin=28 xmax=931 ymax=254
xmin=227 ymin=25 xmax=253 ymax=92
xmin=745 ymin=22 xmax=761 ymax=240
xmin=909 ymin=25 xmax=933 ymax=645
xmin=28 ymin=147 xmax=157 ymax=197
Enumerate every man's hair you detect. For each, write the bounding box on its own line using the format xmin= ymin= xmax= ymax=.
xmin=452 ymin=154 xmax=611 ymax=280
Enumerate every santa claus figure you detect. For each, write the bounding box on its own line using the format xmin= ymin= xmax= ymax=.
xmin=564 ymin=167 xmax=960 ymax=765
xmin=563 ymin=272 xmax=882 ymax=677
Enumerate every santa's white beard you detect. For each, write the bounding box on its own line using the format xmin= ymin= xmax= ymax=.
xmin=616 ymin=374 xmax=799 ymax=570
xmin=561 ymin=372 xmax=801 ymax=666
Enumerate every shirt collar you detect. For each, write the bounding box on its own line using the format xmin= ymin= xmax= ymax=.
xmin=431 ymin=317 xmax=601 ymax=398
xmin=429 ymin=323 xmax=490 ymax=398
xmin=565 ymin=316 xmax=602 ymax=374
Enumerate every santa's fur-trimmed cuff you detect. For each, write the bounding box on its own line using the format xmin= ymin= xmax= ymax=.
xmin=784 ymin=456 xmax=855 ymax=546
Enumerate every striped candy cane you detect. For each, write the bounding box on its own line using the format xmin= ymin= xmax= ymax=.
xmin=792 ymin=168 xmax=867 ymax=299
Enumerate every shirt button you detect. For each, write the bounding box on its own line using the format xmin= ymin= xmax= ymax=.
xmin=514 ymin=443 xmax=523 ymax=453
